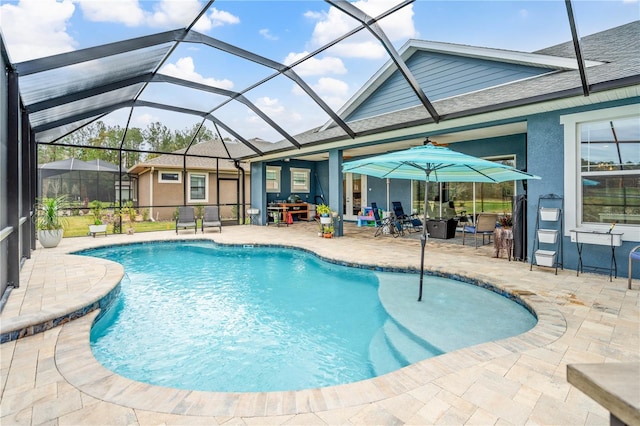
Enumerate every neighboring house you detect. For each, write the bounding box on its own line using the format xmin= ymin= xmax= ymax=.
xmin=249 ymin=21 xmax=640 ymax=277
xmin=128 ymin=141 xmax=251 ymax=222
xmin=39 ymin=158 xmax=131 ymax=204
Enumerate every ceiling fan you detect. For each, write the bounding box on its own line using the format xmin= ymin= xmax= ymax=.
xmin=423 ymin=137 xmax=449 ymax=147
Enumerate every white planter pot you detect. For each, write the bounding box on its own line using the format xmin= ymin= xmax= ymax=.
xmin=535 ymin=249 xmax=556 ymax=267
xmin=89 ymin=224 xmax=107 ymax=236
xmin=537 ymin=229 xmax=558 ymax=244
xmin=38 ymin=229 xmax=63 ymax=248
xmin=540 ymin=208 xmax=559 ymax=221
xmin=570 ymin=229 xmax=623 ymax=246
xmin=320 ymin=216 xmax=332 ymax=224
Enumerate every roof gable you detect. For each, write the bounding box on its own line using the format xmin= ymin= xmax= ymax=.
xmin=337 ymin=39 xmax=605 ymax=125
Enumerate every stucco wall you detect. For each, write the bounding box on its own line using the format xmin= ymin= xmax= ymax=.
xmin=527 ymin=98 xmax=639 ymax=278
xmin=138 ymin=169 xmax=250 ymax=221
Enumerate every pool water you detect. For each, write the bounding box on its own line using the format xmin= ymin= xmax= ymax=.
xmin=82 ymin=241 xmax=536 ymax=392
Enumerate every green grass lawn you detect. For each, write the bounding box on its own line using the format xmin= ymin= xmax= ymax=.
xmin=63 ymin=215 xmax=177 ymax=237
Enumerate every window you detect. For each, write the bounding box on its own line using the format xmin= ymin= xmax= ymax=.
xmin=188 ymin=173 xmax=208 ymax=202
xmin=562 ymin=104 xmax=640 ymax=241
xmin=158 ymin=170 xmax=181 ymax=183
xmin=290 ymin=168 xmax=310 ymax=193
xmin=411 ymin=157 xmax=516 ymax=217
xmin=266 ymin=166 xmax=281 ymax=193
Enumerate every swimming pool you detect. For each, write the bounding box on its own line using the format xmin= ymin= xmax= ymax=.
xmin=81 ymin=241 xmax=536 ymax=393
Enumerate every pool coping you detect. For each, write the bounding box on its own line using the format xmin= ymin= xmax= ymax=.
xmin=46 ymin=238 xmax=567 ymax=417
xmin=0 ymin=255 xmax=124 ymax=343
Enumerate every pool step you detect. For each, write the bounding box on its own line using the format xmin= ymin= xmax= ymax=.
xmin=368 ymin=325 xmax=404 ymax=376
xmin=382 ymin=320 xmax=442 ymax=365
xmin=369 ymin=320 xmax=442 ymax=376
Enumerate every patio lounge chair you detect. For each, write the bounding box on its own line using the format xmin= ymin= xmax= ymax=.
xmin=392 ymin=201 xmax=422 ymax=233
xmin=176 ymin=206 xmax=197 ymax=234
xmin=462 ymin=213 xmax=498 ymax=248
xmin=202 ymin=206 xmax=222 ymax=233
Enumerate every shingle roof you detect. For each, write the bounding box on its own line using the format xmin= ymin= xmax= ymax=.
xmin=128 ymin=140 xmax=246 ymax=173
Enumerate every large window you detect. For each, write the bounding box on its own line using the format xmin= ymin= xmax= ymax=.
xmin=188 ymin=173 xmax=208 ymax=202
xmin=562 ymin=104 xmax=640 ymax=241
xmin=580 ymin=117 xmax=640 ymax=224
xmin=266 ymin=166 xmax=281 ymax=193
xmin=290 ymin=167 xmax=310 ymax=193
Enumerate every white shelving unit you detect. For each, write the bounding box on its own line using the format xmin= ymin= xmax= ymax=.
xmin=530 ymin=194 xmax=563 ymax=274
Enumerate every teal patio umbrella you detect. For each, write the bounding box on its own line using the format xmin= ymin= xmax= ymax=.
xmin=343 ymin=143 xmax=541 ymax=301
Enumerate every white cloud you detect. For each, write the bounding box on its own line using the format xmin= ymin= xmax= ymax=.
xmin=255 ymin=97 xmax=285 ymax=116
xmin=291 ymin=77 xmax=349 ymax=110
xmin=159 ymin=57 xmax=234 ymax=89
xmin=76 ymin=0 xmax=145 ymax=27
xmin=313 ymin=77 xmax=349 ymax=96
xmin=0 ymin=0 xmax=76 ymax=62
xmin=133 ymin=113 xmax=158 ymax=127
xmin=147 ymin=0 xmax=198 ymax=28
xmin=313 ymin=77 xmax=350 ymax=109
xmin=519 ymin=9 xmax=530 ymax=18
xmin=193 ymin=7 xmax=240 ymax=31
xmin=259 ymin=28 xmax=278 ymax=41
xmin=283 ymin=52 xmax=347 ymax=76
xmin=305 ymin=0 xmax=417 ymax=59
xmin=76 ymin=0 xmax=239 ymax=31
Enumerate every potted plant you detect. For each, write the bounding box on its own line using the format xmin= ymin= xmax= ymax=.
xmin=317 ymin=204 xmax=332 ymax=224
xmin=88 ymin=200 xmax=108 ymax=236
xmin=498 ymin=214 xmax=513 ymax=228
xmin=323 ymin=225 xmax=334 ymax=238
xmin=35 ymin=196 xmax=67 ymax=248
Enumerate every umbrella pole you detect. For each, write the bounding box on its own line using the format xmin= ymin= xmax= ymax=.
xmin=418 ymin=178 xmax=429 ymax=301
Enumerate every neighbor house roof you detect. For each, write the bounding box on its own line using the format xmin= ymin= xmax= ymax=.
xmin=128 ymin=140 xmax=247 ymax=174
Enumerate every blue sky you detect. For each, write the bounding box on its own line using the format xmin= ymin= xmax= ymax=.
xmin=1 ymin=0 xmax=638 ymax=142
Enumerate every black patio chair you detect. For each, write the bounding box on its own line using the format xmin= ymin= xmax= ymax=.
xmin=392 ymin=201 xmax=422 ymax=233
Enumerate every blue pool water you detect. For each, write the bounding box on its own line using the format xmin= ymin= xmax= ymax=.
xmin=81 ymin=241 xmax=536 ymax=392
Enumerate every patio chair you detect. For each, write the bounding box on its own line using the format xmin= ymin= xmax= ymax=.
xmin=629 ymin=245 xmax=640 ymax=289
xmin=392 ymin=201 xmax=409 ymax=222
xmin=462 ymin=213 xmax=498 ymax=248
xmin=371 ymin=202 xmax=399 ymax=237
xmin=176 ymin=206 xmax=197 ymax=234
xmin=202 ymin=206 xmax=222 ymax=233
xmin=392 ymin=201 xmax=421 ymax=233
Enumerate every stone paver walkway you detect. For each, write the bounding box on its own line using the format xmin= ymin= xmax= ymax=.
xmin=1 ymin=223 xmax=638 ymax=425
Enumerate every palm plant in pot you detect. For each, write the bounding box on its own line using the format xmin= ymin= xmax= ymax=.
xmin=36 ymin=196 xmax=68 ymax=248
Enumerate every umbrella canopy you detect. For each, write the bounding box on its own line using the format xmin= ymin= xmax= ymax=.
xmin=342 ymin=144 xmax=540 ymax=183
xmin=343 ymin=143 xmax=540 ymax=301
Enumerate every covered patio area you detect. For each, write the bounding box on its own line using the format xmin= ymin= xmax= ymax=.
xmin=1 ymin=224 xmax=637 ymax=425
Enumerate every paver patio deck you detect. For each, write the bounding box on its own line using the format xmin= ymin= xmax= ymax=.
xmin=1 ymin=222 xmax=638 ymax=425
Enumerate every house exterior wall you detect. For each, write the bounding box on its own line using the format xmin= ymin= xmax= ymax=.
xmin=137 ymin=169 xmax=250 ymax=221
xmin=265 ymin=159 xmax=318 ymax=205
xmin=527 ymin=97 xmax=639 ymax=277
xmin=347 ymin=52 xmax=551 ymax=122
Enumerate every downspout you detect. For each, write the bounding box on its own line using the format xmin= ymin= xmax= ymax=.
xmin=149 ymin=167 xmax=154 ymax=220
xmin=234 ymin=160 xmax=246 ymax=225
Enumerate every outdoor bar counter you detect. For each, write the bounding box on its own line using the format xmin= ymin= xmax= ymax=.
xmin=567 ymin=363 xmax=640 ymax=426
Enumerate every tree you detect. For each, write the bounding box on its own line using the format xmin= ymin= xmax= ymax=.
xmin=143 ymin=122 xmax=174 ymax=158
